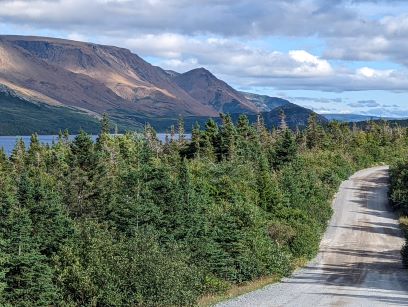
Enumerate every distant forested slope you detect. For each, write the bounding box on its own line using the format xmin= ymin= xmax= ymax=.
xmin=0 ymin=93 xmax=101 ymax=135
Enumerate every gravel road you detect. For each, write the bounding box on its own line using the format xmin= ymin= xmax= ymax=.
xmin=217 ymin=166 xmax=408 ymax=307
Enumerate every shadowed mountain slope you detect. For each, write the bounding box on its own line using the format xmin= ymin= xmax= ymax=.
xmin=0 ymin=35 xmax=216 ymax=117
xmin=0 ymin=35 xmax=325 ymax=134
xmin=173 ymin=68 xmax=258 ymax=114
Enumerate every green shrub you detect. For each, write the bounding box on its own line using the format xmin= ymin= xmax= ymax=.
xmin=401 ymin=243 xmax=408 ymax=268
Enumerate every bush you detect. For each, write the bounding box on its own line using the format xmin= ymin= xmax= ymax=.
xmin=401 ymin=243 xmax=408 ymax=268
xmin=268 ymin=221 xmax=296 ymax=246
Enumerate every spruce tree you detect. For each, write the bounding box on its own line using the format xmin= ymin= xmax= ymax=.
xmin=203 ymin=119 xmax=219 ymax=160
xmin=305 ymin=113 xmax=325 ymax=149
xmin=278 ymin=109 xmax=288 ymax=131
xmin=178 ymin=115 xmax=186 ymax=143
xmin=10 ymin=138 xmax=26 ymax=176
xmin=272 ymin=128 xmax=297 ymax=169
xmin=101 ymin=113 xmax=111 ymax=135
xmin=187 ymin=122 xmax=201 ymax=158
xmin=220 ymin=114 xmax=236 ymax=160
xmin=4 ymin=206 xmax=58 ymax=306
xmin=66 ymin=131 xmax=96 ymax=217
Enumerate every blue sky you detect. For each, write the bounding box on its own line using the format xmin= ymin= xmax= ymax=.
xmin=1 ymin=0 xmax=408 ymax=117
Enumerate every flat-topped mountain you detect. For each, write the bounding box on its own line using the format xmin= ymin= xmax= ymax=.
xmin=0 ymin=35 xmax=217 ymax=117
xmin=0 ymin=35 xmax=325 ymax=134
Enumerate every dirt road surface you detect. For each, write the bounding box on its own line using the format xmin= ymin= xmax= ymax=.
xmin=217 ymin=166 xmax=408 ymax=306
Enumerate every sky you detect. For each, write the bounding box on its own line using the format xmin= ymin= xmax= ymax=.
xmin=1 ymin=0 xmax=408 ymax=117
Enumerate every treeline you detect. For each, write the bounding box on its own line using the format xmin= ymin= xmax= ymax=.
xmin=0 ymin=113 xmax=407 ymax=306
xmin=389 ymin=159 xmax=408 ymax=266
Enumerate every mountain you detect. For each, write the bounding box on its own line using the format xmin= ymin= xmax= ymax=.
xmin=322 ymin=114 xmax=386 ymax=122
xmin=0 ymin=35 xmax=216 ymax=119
xmin=355 ymin=118 xmax=408 ymax=129
xmin=236 ymin=102 xmax=327 ymax=130
xmin=0 ymin=35 xmax=324 ymax=134
xmin=173 ymin=68 xmax=258 ymax=114
xmin=242 ymin=92 xmax=290 ymax=112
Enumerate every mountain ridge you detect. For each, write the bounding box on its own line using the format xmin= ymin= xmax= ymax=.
xmin=0 ymin=35 xmax=325 ymax=134
xmin=173 ymin=67 xmax=258 ymax=114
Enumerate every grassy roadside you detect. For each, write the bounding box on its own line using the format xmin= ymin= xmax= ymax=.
xmin=399 ymin=216 xmax=408 ymax=266
xmin=400 ymin=216 xmax=408 ymax=236
xmin=197 ymin=258 xmax=309 ymax=306
xmin=197 ymin=276 xmax=280 ymax=307
xmin=388 ymin=161 xmax=408 ymax=267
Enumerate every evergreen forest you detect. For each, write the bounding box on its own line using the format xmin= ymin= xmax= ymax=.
xmin=1 ymin=113 xmax=408 ymax=306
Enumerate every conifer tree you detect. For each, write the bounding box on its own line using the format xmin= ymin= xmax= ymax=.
xmin=220 ymin=114 xmax=236 ymax=160
xmin=187 ymin=122 xmax=201 ymax=158
xmin=203 ymin=119 xmax=219 ymax=160
xmin=279 ymin=109 xmax=288 ymax=131
xmin=10 ymin=138 xmax=26 ymax=175
xmin=144 ymin=124 xmax=161 ymax=158
xmin=27 ymin=133 xmax=44 ymax=168
xmin=101 ymin=113 xmax=111 ymax=135
xmin=306 ymin=113 xmax=325 ymax=149
xmin=236 ymin=115 xmax=253 ymax=158
xmin=178 ymin=115 xmax=186 ymax=143
xmin=66 ymin=131 xmax=96 ymax=217
xmin=272 ymin=128 xmax=297 ymax=169
xmin=255 ymin=114 xmax=270 ymax=147
xmin=4 ymin=206 xmax=57 ymax=305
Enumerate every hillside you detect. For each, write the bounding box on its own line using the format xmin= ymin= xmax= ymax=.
xmin=0 ymin=35 xmax=323 ymax=134
xmin=355 ymin=118 xmax=408 ymax=129
xmin=323 ymin=114 xmax=385 ymax=122
xmin=173 ymin=68 xmax=258 ymax=114
xmin=0 ymin=91 xmax=101 ymax=135
xmin=0 ymin=35 xmax=216 ymax=118
xmin=242 ymin=92 xmax=290 ymax=112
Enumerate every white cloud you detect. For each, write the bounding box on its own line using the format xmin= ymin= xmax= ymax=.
xmin=67 ymin=32 xmax=88 ymax=42
xmin=1 ymin=0 xmax=408 ymax=116
xmin=120 ymin=33 xmax=408 ymax=92
xmin=289 ymin=50 xmax=333 ymax=76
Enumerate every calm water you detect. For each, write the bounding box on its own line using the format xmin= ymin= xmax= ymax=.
xmin=0 ymin=133 xmax=190 ymax=156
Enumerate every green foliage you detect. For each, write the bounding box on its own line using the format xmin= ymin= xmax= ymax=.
xmin=0 ymin=93 xmax=101 ymax=136
xmin=390 ymin=161 xmax=408 ymax=215
xmin=0 ymin=114 xmax=406 ymax=305
xmin=55 ymin=222 xmax=202 ymax=307
xmin=389 ymin=160 xmax=408 ymax=267
xmin=402 ymin=242 xmax=408 ymax=268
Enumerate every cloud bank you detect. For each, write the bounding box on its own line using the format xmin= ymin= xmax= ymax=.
xmin=0 ymin=0 xmax=407 ymax=115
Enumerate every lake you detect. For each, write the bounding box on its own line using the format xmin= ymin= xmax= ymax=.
xmin=0 ymin=133 xmax=191 ymax=156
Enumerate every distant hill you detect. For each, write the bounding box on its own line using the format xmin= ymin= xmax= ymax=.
xmin=322 ymin=114 xmax=392 ymax=122
xmin=242 ymin=92 xmax=290 ymax=112
xmin=0 ymin=91 xmax=101 ymax=136
xmin=256 ymin=103 xmax=328 ymax=129
xmin=0 ymin=35 xmax=324 ymax=135
xmin=355 ymin=118 xmax=408 ymax=129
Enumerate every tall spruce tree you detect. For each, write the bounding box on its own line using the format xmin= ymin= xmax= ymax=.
xmin=305 ymin=113 xmax=325 ymax=149
xmin=220 ymin=114 xmax=236 ymax=160
xmin=272 ymin=129 xmax=297 ymax=169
